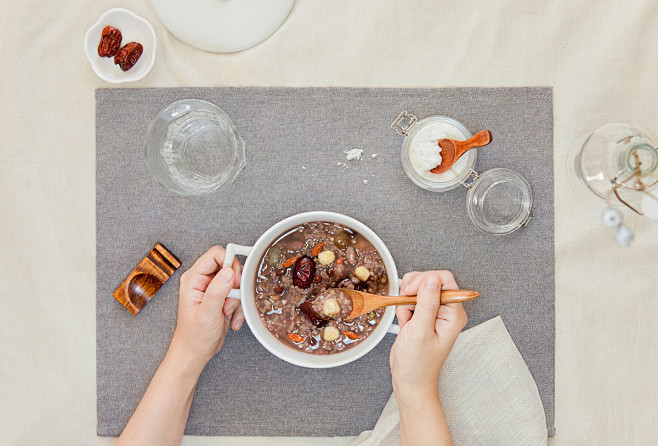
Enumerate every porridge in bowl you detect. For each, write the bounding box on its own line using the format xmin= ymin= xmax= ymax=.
xmin=255 ymin=222 xmax=388 ymax=354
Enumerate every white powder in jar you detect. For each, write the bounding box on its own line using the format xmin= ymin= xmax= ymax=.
xmin=408 ymin=122 xmax=470 ymax=182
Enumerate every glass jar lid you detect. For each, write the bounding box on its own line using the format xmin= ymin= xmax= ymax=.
xmin=466 ymin=168 xmax=533 ymax=235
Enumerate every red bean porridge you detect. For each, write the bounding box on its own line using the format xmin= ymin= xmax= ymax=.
xmin=255 ymin=222 xmax=388 ymax=354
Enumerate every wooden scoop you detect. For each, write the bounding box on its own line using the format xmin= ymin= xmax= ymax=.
xmin=338 ymin=288 xmax=479 ymax=320
xmin=430 ymin=130 xmax=493 ymax=174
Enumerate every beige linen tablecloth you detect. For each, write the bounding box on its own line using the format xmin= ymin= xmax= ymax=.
xmin=1 ymin=1 xmax=657 ymax=445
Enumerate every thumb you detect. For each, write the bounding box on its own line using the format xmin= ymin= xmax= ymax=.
xmin=200 ymin=267 xmax=234 ymax=313
xmin=411 ymin=272 xmax=442 ymax=329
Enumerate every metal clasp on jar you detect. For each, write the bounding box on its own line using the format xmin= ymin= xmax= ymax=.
xmin=520 ymin=212 xmax=533 ymax=228
xmin=459 ymin=169 xmax=480 ymax=188
xmin=391 ymin=111 xmax=417 ymax=136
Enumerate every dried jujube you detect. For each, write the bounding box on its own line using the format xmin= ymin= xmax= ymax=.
xmin=97 ymin=26 xmax=122 ymax=58
xmin=299 ymin=301 xmax=327 ymax=328
xmin=292 ymin=255 xmax=315 ymax=289
xmin=114 ymin=42 xmax=143 ymax=71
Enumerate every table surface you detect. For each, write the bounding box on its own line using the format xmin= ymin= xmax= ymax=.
xmin=1 ymin=1 xmax=656 ymax=445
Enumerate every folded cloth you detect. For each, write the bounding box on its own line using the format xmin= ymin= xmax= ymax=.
xmin=348 ymin=316 xmax=547 ymax=446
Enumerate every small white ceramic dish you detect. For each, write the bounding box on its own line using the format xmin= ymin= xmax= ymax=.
xmin=222 ymin=211 xmax=402 ymax=369
xmin=84 ymin=8 xmax=156 ymax=83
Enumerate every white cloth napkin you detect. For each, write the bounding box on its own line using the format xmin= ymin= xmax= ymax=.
xmin=349 ymin=316 xmax=548 ymax=446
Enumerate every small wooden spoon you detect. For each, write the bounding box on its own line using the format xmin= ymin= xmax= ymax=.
xmin=339 ymin=288 xmax=479 ymax=320
xmin=430 ymin=130 xmax=493 ymax=174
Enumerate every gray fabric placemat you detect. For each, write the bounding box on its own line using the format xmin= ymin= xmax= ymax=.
xmin=96 ymin=87 xmax=554 ymax=437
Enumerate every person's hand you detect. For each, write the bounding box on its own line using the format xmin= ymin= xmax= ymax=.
xmin=170 ymin=246 xmax=242 ymax=367
xmin=390 ymin=271 xmax=467 ymax=399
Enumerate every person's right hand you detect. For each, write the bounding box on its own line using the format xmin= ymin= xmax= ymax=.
xmin=389 ymin=271 xmax=468 ymax=399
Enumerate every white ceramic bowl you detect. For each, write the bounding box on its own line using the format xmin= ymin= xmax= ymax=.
xmin=84 ymin=8 xmax=157 ymax=83
xmin=222 ymin=211 xmax=401 ymax=368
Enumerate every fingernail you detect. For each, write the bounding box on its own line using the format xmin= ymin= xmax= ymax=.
xmin=425 ymin=274 xmax=439 ymax=290
xmin=218 ymin=268 xmax=234 ymax=283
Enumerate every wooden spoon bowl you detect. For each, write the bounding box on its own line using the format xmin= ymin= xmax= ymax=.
xmin=430 ymin=130 xmax=493 ymax=174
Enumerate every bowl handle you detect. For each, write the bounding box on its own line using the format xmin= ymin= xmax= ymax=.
xmin=222 ymin=243 xmax=253 ymax=300
xmin=387 ymin=323 xmax=400 ymax=335
xmin=385 ymin=278 xmax=405 ymax=335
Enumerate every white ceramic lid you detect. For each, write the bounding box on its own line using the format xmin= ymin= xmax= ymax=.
xmin=150 ymin=0 xmax=295 ymax=53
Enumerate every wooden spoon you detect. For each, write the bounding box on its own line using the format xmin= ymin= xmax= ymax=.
xmin=430 ymin=130 xmax=493 ymax=174
xmin=337 ymin=288 xmax=479 ymax=320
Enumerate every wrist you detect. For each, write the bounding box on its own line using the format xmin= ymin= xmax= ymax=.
xmin=394 ymin=383 xmax=441 ymax=414
xmin=167 ymin=336 xmax=209 ymax=377
xmin=393 ymin=378 xmax=440 ymax=406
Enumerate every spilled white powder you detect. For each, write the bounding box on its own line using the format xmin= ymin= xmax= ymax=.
xmin=409 ymin=122 xmax=470 ymax=182
xmin=339 ymin=149 xmax=378 ymax=185
xmin=344 ymin=149 xmax=364 ymax=161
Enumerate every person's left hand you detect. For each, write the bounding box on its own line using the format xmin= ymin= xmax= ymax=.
xmin=170 ymin=246 xmax=242 ymax=366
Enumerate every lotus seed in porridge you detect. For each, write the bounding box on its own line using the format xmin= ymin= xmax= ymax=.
xmin=255 ymin=222 xmax=388 ymax=354
xmin=311 ymin=289 xmax=353 ymax=321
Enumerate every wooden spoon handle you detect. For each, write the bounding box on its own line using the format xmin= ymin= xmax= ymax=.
xmin=377 ymin=289 xmax=480 ymax=306
xmin=440 ymin=289 xmax=480 ymax=303
xmin=453 ymin=130 xmax=493 ymax=157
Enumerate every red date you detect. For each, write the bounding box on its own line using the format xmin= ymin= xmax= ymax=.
xmin=97 ymin=26 xmax=122 ymax=58
xmin=292 ymin=255 xmax=315 ymax=289
xmin=114 ymin=42 xmax=143 ymax=71
xmin=299 ymin=301 xmax=327 ymax=328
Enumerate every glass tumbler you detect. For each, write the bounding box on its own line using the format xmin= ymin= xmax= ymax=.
xmin=144 ymin=99 xmax=246 ymax=196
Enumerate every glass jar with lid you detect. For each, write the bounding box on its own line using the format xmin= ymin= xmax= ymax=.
xmin=392 ymin=111 xmax=533 ymax=235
